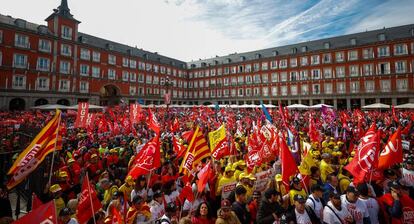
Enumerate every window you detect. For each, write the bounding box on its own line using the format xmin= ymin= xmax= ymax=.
xmin=323 ymin=54 xmax=331 ymax=64
xmin=92 ymin=67 xmax=100 ymax=78
xmin=280 ymin=72 xmax=287 ymax=82
xmin=14 ymin=34 xmax=30 ymax=48
xmin=271 ymin=73 xmax=278 ymax=82
xmin=146 ymin=75 xmax=152 ymax=84
xmin=245 ymin=88 xmax=251 ymax=96
xmin=311 ymin=55 xmax=319 ymax=65
xmin=324 ymin=42 xmax=330 ymax=49
xmin=270 ymin=61 xmax=277 ymax=69
xmin=281 ymin=86 xmax=288 ymax=96
xmin=237 ymin=76 xmax=244 ymax=84
xmin=138 ymin=62 xmax=145 ymax=70
xmin=80 ymin=49 xmax=90 ymax=60
xmin=300 ymin=57 xmax=308 ymax=66
xmin=254 ymin=87 xmax=260 ymax=96
xmin=80 ymin=64 xmax=89 ymax=76
xmin=290 ymin=85 xmax=298 ymax=95
xmin=350 ymin=81 xmax=359 ymax=93
xmin=122 ymin=71 xmax=129 ymax=81
xmin=154 ymin=65 xmax=159 ymax=73
xmin=59 ymin=80 xmax=70 ymax=92
xmin=324 ymin=83 xmax=333 ymax=94
xmin=61 ymin=26 xmax=72 ymax=40
xmin=290 ymin=71 xmax=298 ymax=81
xmin=350 ymin=38 xmax=357 ymax=46
xmin=210 ymin=69 xmax=216 ymax=76
xmin=397 ymin=79 xmax=408 ymax=92
xmin=231 ymin=66 xmax=237 ymax=74
xmin=395 ymin=61 xmax=406 ymax=73
xmin=365 ymin=81 xmax=375 ymax=93
xmin=199 ymin=80 xmax=204 ymax=88
xmin=108 ymin=54 xmax=116 ymax=65
xmin=61 ymin=44 xmax=72 ymax=56
xmin=224 ymin=89 xmax=230 ymax=97
xmin=160 ymin=66 xmax=166 ymax=74
xmin=335 ymin=52 xmax=344 ymax=62
xmin=254 ymin=74 xmax=261 ymax=84
xmin=108 ymin=69 xmax=116 ymax=80
xmin=0 ymin=30 xmax=2 ymax=43
xmin=262 ymin=74 xmax=269 ymax=83
xmin=261 ymin=62 xmax=268 ymax=71
xmin=79 ymin=81 xmax=89 ymax=93
xmin=253 ymin=63 xmax=260 ymax=72
xmin=224 ymin=78 xmax=229 ymax=86
xmin=301 ymin=85 xmax=308 ymax=95
xmin=394 ymin=44 xmax=408 ymax=55
xmin=231 ymin=89 xmax=236 ymax=97
xmin=380 ymin=80 xmax=391 ymax=92
xmin=122 ymin=58 xmax=129 ymax=67
xmin=129 ymin=86 xmax=136 ymax=95
xmin=92 ymin=51 xmax=100 ymax=62
xmin=224 ymin=67 xmax=229 ymax=75
xmin=37 ymin=57 xmax=50 ymax=71
xmin=13 ymin=54 xmax=28 ymax=68
xmin=378 ymin=46 xmax=390 ymax=57
xmin=363 ymin=64 xmax=373 ymax=76
xmin=349 ymin=65 xmax=359 ymax=77
xmin=300 ymin=70 xmax=308 ymax=80
xmin=38 ymin=39 xmax=51 ymax=53
xmin=377 ymin=62 xmax=390 ymax=75
xmin=12 ymin=75 xmax=26 ymax=89
xmin=337 ymin=82 xmax=346 ymax=94
xmin=279 ymin=59 xmax=287 ymax=68
xmin=336 ymin=66 xmax=345 ymax=78
xmin=290 ymin=58 xmax=297 ymax=67
xmin=323 ymin=68 xmax=332 ymax=79
xmin=312 ymin=69 xmax=320 ymax=80
xmin=204 ymin=91 xmax=209 ymax=98
xmin=378 ymin=33 xmax=386 ymax=41
xmin=60 ymin=61 xmax=70 ymax=74
xmin=138 ymin=74 xmax=144 ymax=83
xmin=231 ymin=77 xmax=237 ymax=85
xmin=363 ymin=48 xmax=374 ymax=59
xmin=312 ymin=84 xmax=320 ymax=94
xmin=130 ymin=72 xmax=136 ymax=82
xmin=130 ymin=60 xmax=137 ymax=69
xmin=271 ymin=87 xmax=278 ymax=96
xmin=0 ymin=51 xmax=2 ymax=66
xmin=37 ymin=77 xmax=49 ymax=90
xmin=138 ymin=87 xmax=144 ymax=95
xmin=245 ymin=64 xmax=252 ymax=72
xmin=348 ymin=50 xmax=358 ymax=61
xmin=263 ymin=87 xmax=269 ymax=96
xmin=301 ymin=46 xmax=307 ymax=53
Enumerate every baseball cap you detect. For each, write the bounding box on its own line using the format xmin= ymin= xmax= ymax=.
xmin=293 ymin=194 xmax=306 ymax=203
xmin=221 ymin=199 xmax=232 ymax=209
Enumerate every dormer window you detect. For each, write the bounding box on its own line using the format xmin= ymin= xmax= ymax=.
xmin=255 ymin=53 xmax=261 ymax=59
xmin=272 ymin=50 xmax=278 ymax=56
xmin=61 ymin=25 xmax=72 ymax=40
xmin=350 ymin=38 xmax=357 ymax=46
xmin=240 ymin=56 xmax=246 ymax=61
xmin=106 ymin=43 xmax=113 ymax=50
xmin=14 ymin=19 xmax=26 ymax=29
xmin=301 ymin=46 xmax=307 ymax=53
xmin=324 ymin=42 xmax=330 ymax=49
xmin=378 ymin=33 xmax=386 ymax=41
xmin=292 ymin=48 xmax=297 ymax=54
xmin=226 ymin=58 xmax=232 ymax=63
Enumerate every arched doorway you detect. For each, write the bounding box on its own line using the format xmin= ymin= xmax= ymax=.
xmin=100 ymin=84 xmax=121 ymax=106
xmin=34 ymin=98 xmax=48 ymax=106
xmin=57 ymin=99 xmax=70 ymax=106
xmin=9 ymin=98 xmax=26 ymax=110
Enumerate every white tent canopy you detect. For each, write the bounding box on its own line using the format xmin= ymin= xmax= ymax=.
xmin=309 ymin=103 xmax=333 ymax=109
xmin=394 ymin=103 xmax=414 ymax=109
xmin=67 ymin=104 xmax=104 ymax=110
xmin=362 ymin=103 xmax=390 ymax=109
xmin=286 ymin=104 xmax=309 ymax=109
xmin=31 ymin=104 xmax=70 ymax=110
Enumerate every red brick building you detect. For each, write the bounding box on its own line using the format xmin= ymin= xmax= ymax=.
xmin=1 ymin=0 xmax=413 ymax=110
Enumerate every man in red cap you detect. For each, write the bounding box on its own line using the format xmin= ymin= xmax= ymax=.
xmin=216 ymin=199 xmax=241 ymax=224
xmin=86 ymin=153 xmax=103 ymax=181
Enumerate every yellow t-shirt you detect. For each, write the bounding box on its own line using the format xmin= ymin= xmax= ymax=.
xmin=320 ymin=160 xmax=334 ymax=182
xmin=103 ymin=185 xmax=119 ymax=206
xmin=289 ymin=188 xmax=307 ymax=205
xmin=55 ymin=197 xmax=65 ymax=215
xmin=216 ymin=175 xmax=236 ymax=195
xmin=338 ymin=173 xmax=351 ymax=193
xmin=119 ymin=183 xmax=134 ymax=201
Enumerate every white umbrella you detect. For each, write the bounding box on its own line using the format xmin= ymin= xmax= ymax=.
xmin=31 ymin=104 xmax=70 ymax=110
xmin=310 ymin=103 xmax=333 ymax=109
xmin=362 ymin=103 xmax=390 ymax=109
xmin=67 ymin=104 xmax=104 ymax=110
xmin=394 ymin=103 xmax=414 ymax=109
xmin=263 ymin=104 xmax=276 ymax=108
xmin=286 ymin=104 xmax=309 ymax=109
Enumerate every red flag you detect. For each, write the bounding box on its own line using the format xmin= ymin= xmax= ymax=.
xmin=75 ymin=102 xmax=89 ymax=128
xmin=128 ymin=136 xmax=161 ymax=179
xmin=31 ymin=193 xmax=43 ymax=210
xmin=197 ymin=161 xmax=212 ymax=193
xmin=85 ymin=113 xmax=95 ymax=131
xmin=392 ymin=106 xmax=399 ymax=123
xmin=107 ymin=107 xmax=117 ymax=121
xmin=378 ymin=128 xmax=402 ymax=169
xmin=171 ymin=117 xmax=179 ymax=132
xmin=112 ymin=206 xmax=123 ymax=224
xmin=148 ymin=109 xmax=161 ymax=134
xmin=14 ymin=200 xmax=57 ymax=224
xmin=308 ymin=114 xmax=319 ymax=142
xmin=113 ymin=122 xmax=121 ymax=136
xmin=130 ymin=104 xmax=141 ymax=124
xmin=173 ymin=136 xmax=187 ymax=159
xmin=280 ymin=136 xmax=298 ymax=186
xmin=345 ymin=125 xmax=381 ymax=184
xmin=77 ymin=175 xmax=102 ymax=224
xmin=179 ymin=183 xmax=194 ymax=203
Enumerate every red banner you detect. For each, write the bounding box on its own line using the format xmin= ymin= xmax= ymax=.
xmin=77 ymin=175 xmax=102 ymax=224
xmin=75 ymin=102 xmax=89 ymax=128
xmin=128 ymin=136 xmax=161 ymax=179
xmin=14 ymin=200 xmax=57 ymax=224
xmin=130 ymin=104 xmax=141 ymax=124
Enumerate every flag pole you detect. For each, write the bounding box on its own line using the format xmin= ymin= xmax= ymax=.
xmin=48 ymin=110 xmax=62 ymax=186
xmin=86 ymin=173 xmax=97 ymax=224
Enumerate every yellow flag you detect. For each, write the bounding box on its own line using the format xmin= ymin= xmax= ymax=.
xmin=208 ymin=124 xmax=226 ymax=152
xmin=299 ymin=151 xmax=317 ymax=175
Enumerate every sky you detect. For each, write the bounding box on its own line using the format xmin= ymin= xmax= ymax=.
xmin=1 ymin=0 xmax=414 ymax=62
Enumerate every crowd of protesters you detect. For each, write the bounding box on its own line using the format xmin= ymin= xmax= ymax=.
xmin=0 ymin=105 xmax=413 ymax=224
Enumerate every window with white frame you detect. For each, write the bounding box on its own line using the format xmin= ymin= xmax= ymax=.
xmin=80 ymin=49 xmax=90 ymax=60
xmin=122 ymin=58 xmax=129 ymax=67
xmin=138 ymin=87 xmax=143 ymax=95
xmin=270 ymin=61 xmax=277 ymax=69
xmin=380 ymin=80 xmax=391 ymax=92
xmin=231 ymin=66 xmax=237 ymax=74
xmin=60 ymin=61 xmax=70 ymax=74
xmin=38 ymin=39 xmax=51 ymax=53
xmin=271 ymin=87 xmax=278 ymax=96
xmin=290 ymin=85 xmax=298 ymax=95
xmin=323 ymin=54 xmax=331 ymax=64
xmin=223 ymin=67 xmax=229 ymax=75
xmin=300 ymin=70 xmax=308 ymax=80
xmin=336 ymin=66 xmax=345 ymax=78
xmin=130 ymin=60 xmax=137 ymax=69
xmin=14 ymin=33 xmax=29 ymax=48
xmin=350 ymin=81 xmax=359 ymax=93
xmin=254 ymin=74 xmax=261 ymax=84
xmin=281 ymin=86 xmax=288 ymax=96
xmin=301 ymin=85 xmax=308 ymax=95
xmin=37 ymin=57 xmax=50 ymax=71
xmin=237 ymin=76 xmax=244 ymax=84
xmin=138 ymin=62 xmax=145 ymax=70
xmin=138 ymin=74 xmax=144 ymax=83
xmin=217 ymin=90 xmax=222 ymax=97
xmin=363 ymin=48 xmax=374 ymax=59
xmin=335 ymin=52 xmax=344 ymax=62
xmin=224 ymin=89 xmax=229 ymax=97
xmin=378 ymin=46 xmax=390 ymax=57
xmin=395 ymin=61 xmax=406 ymax=73
xmin=280 ymin=72 xmax=287 ymax=82
xmin=167 ymin=68 xmax=172 ymax=75
xmin=279 ymin=59 xmax=287 ymax=68
xmin=290 ymin=71 xmax=298 ymax=81
xmin=80 ymin=64 xmax=89 ymax=76
xmin=245 ymin=75 xmax=252 ymax=84
xmin=108 ymin=69 xmax=116 ymax=80
xmin=245 ymin=64 xmax=251 ymax=72
xmin=230 ymin=77 xmax=236 ymax=85
xmin=130 ymin=72 xmax=136 ymax=82
xmin=61 ymin=44 xmax=72 ymax=56
xmin=37 ymin=77 xmax=49 ymax=90
xmin=204 ymin=90 xmax=209 ymax=98
xmin=79 ymin=81 xmax=89 ymax=93
xmin=237 ymin=65 xmax=243 ymax=73
xmin=12 ymin=75 xmax=26 ymax=89
xmin=59 ymin=80 xmax=70 ymax=92
xmin=156 ymin=76 xmax=162 ymax=85
xmin=337 ymin=82 xmax=346 ymax=94
xmin=92 ymin=66 xmax=100 ymax=78
xmin=312 ymin=84 xmax=320 ymax=94
xmin=210 ymin=79 xmax=216 ymax=86
xmin=129 ymin=86 xmax=136 ymax=95
xmin=223 ymin=78 xmax=229 ymax=86
xmin=160 ymin=66 xmax=166 ymax=74
xmin=300 ymin=57 xmax=308 ymax=66
xmin=262 ymin=74 xmax=269 ymax=83
xmin=363 ymin=64 xmax=373 ymax=76
xmin=324 ymin=83 xmax=333 ymax=94
xmin=245 ymin=88 xmax=251 ymax=96
xmin=290 ymin=58 xmax=297 ymax=67
xmin=311 ymin=55 xmax=320 ymax=65
xmin=323 ymin=68 xmax=332 ymax=79
xmin=262 ymin=62 xmax=269 ymax=70
xmin=365 ymin=81 xmax=375 ymax=93
xmin=377 ymin=62 xmax=390 ymax=74
xmin=349 ymin=65 xmax=359 ymax=77
xmin=253 ymin=63 xmax=260 ymax=72
xmin=92 ymin=51 xmax=100 ymax=62
xmin=253 ymin=87 xmax=260 ymax=96
xmin=108 ymin=54 xmax=116 ymax=65
xmin=271 ymin=73 xmax=278 ymax=82
xmin=211 ymin=69 xmax=216 ymax=76
xmin=205 ymin=80 xmax=209 ymax=88
xmin=394 ymin=44 xmax=408 ymax=55
xmin=231 ymin=89 xmax=236 ymax=97
xmin=199 ymin=80 xmax=204 ymax=88
xmin=146 ymin=75 xmax=153 ymax=84
xmin=61 ymin=26 xmax=72 ymax=40
xmin=13 ymin=54 xmax=28 ymax=68
xmin=397 ymin=79 xmax=408 ymax=92
xmin=348 ymin=50 xmax=358 ymax=61
xmin=146 ymin=88 xmax=152 ymax=95
xmin=312 ymin=69 xmax=320 ymax=80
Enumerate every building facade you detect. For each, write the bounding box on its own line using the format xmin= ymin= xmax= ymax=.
xmin=1 ymin=0 xmax=413 ymax=110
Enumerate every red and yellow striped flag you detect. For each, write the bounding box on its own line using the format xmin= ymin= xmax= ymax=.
xmin=179 ymin=126 xmax=211 ymax=173
xmin=7 ymin=109 xmax=62 ymax=189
